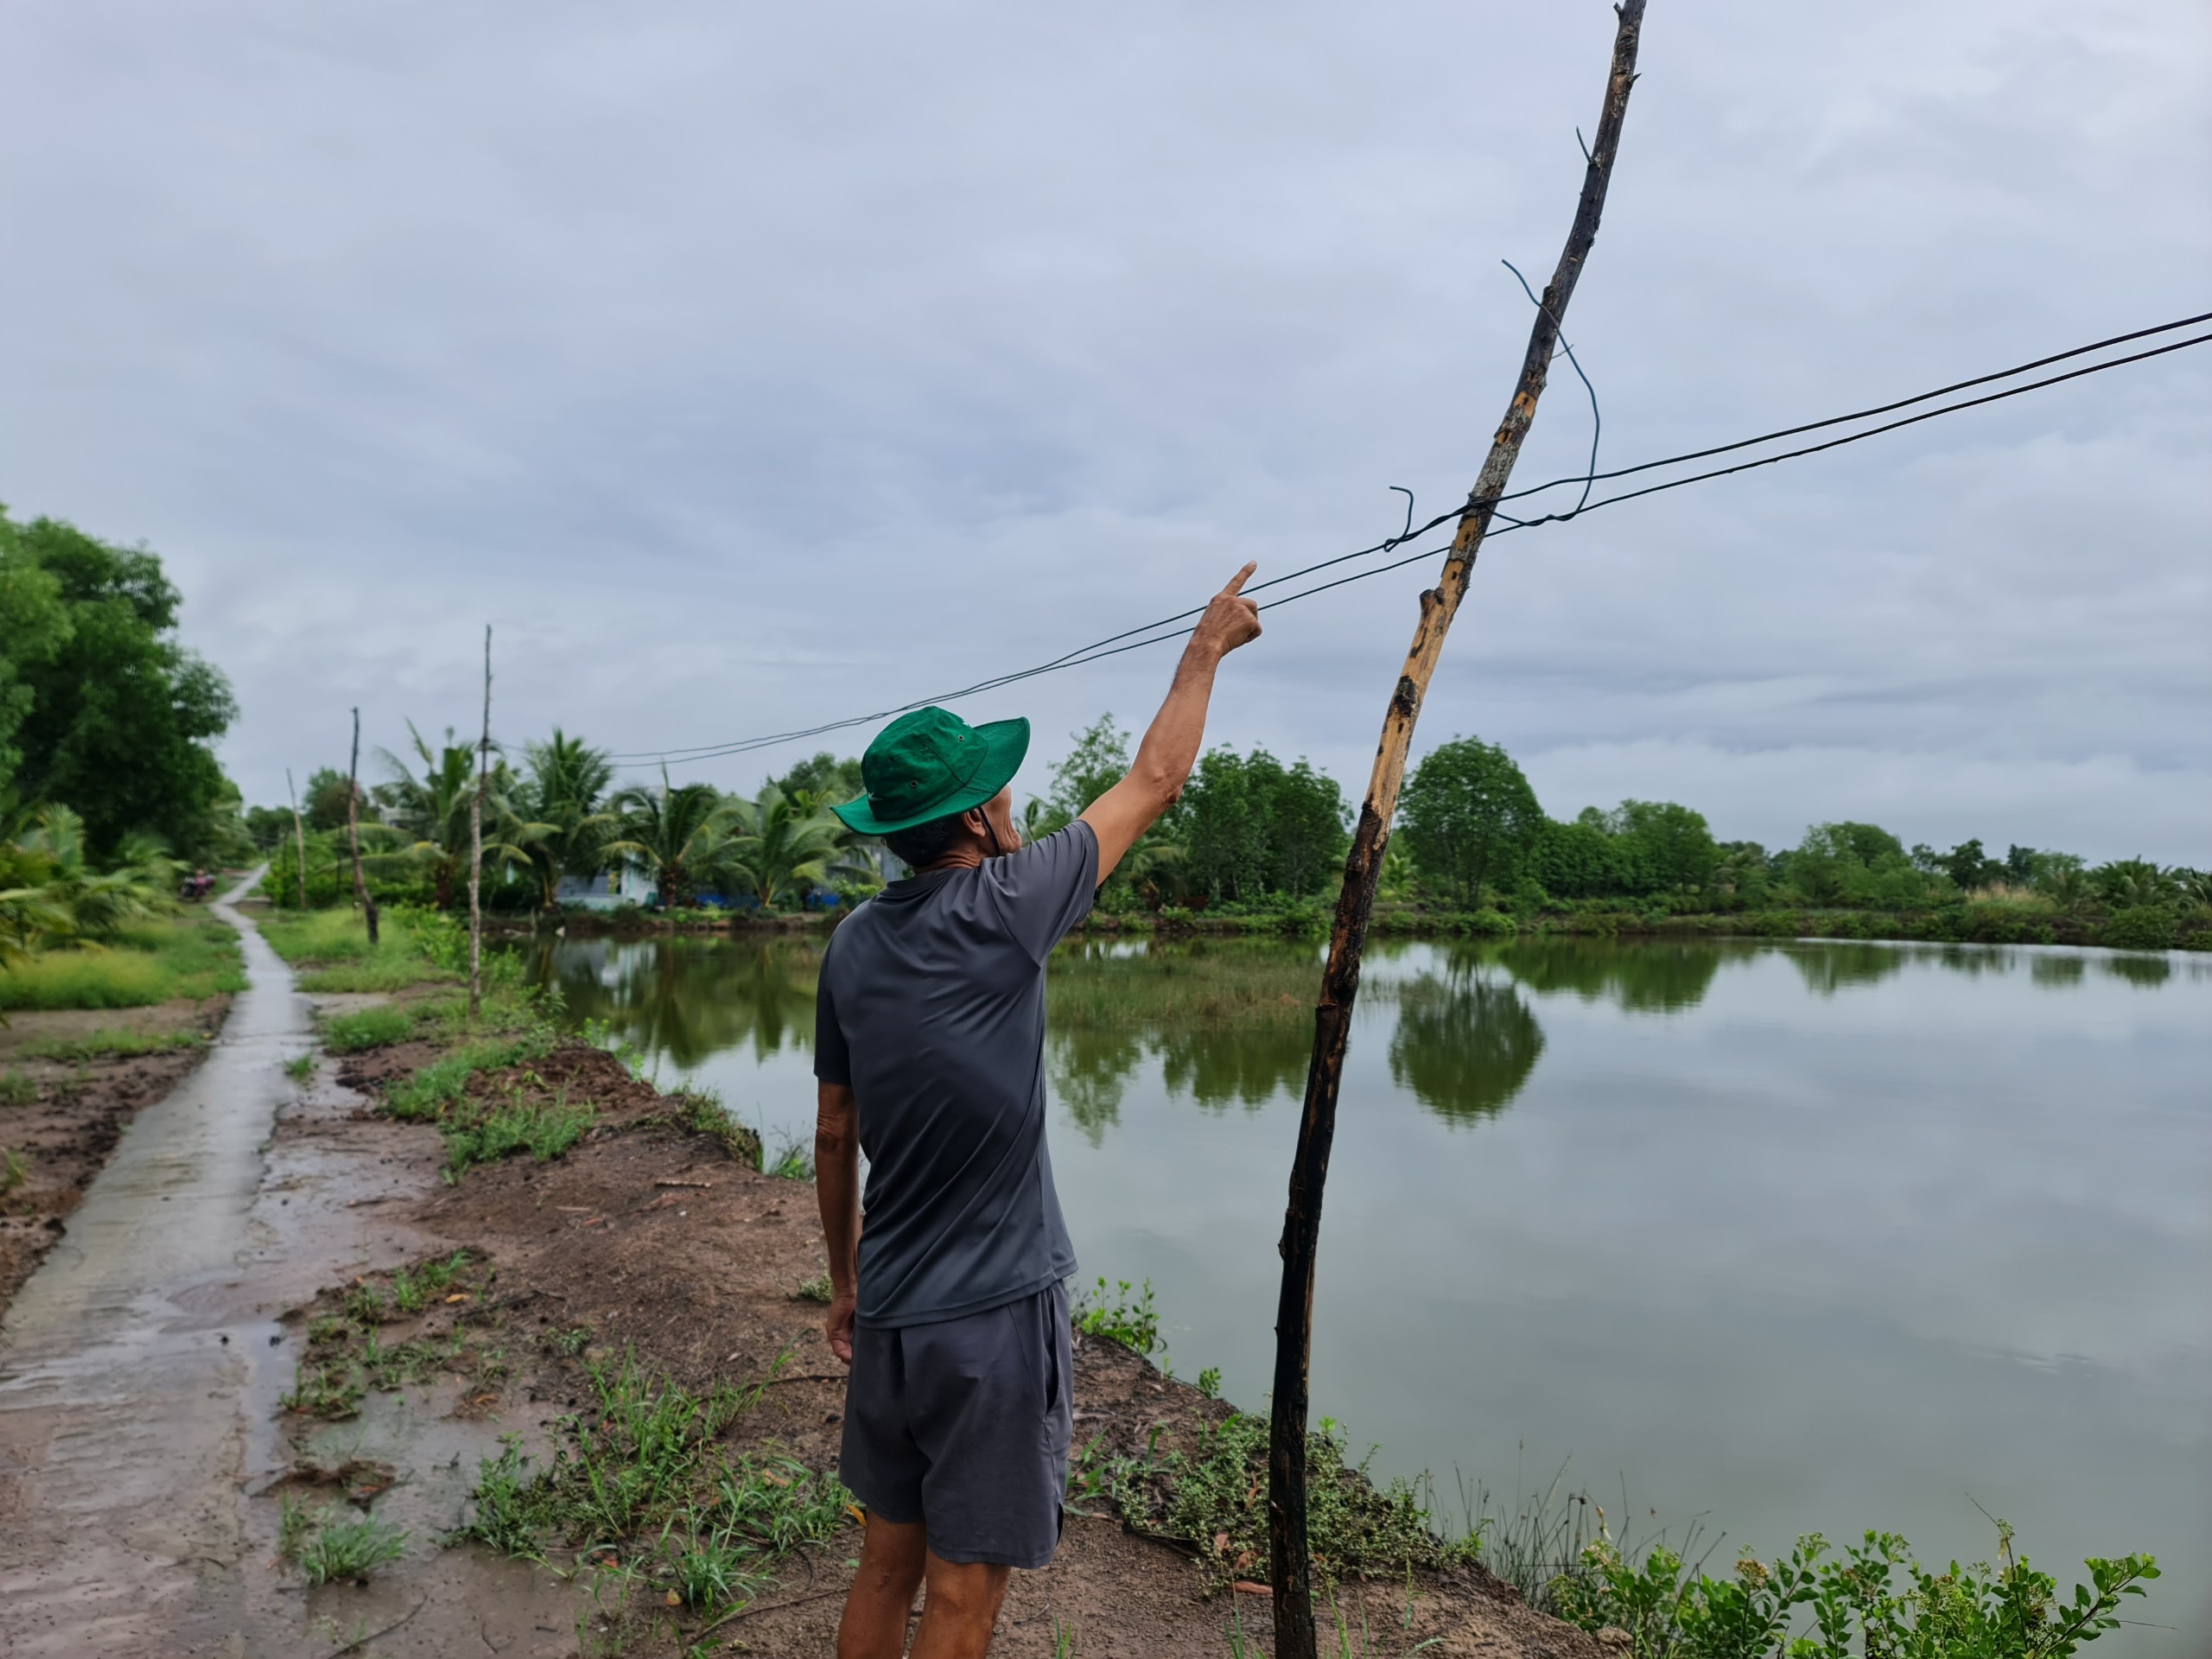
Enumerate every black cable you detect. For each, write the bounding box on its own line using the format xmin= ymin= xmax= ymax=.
xmin=609 ymin=314 xmax=2210 ymax=766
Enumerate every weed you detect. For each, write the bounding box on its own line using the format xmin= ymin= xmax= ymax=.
xmin=1052 ymin=1614 xmax=1078 ymax=1657
xmin=321 ymin=1005 xmax=414 ymax=1053
xmin=1075 ymin=1276 xmax=1161 ymax=1357
xmin=345 ymin=1283 xmax=388 ymax=1325
xmin=1112 ymin=1411 xmax=1452 ymax=1593
xmin=458 ymin=1347 xmax=847 ymax=1622
xmin=0 ymin=1070 xmax=33 ymax=1108
xmin=1550 ymin=1519 xmax=2157 ymax=1659
xmin=667 ymin=1515 xmax=768 ymax=1612
xmin=283 ymin=1052 xmax=315 ymax=1084
xmin=551 ymin=1325 xmax=594 ymax=1357
xmin=670 ymin=1086 xmax=764 ymax=1171
xmin=713 ymin=1452 xmax=850 ymax=1553
xmin=18 ymin=1027 xmax=207 ymax=1062
xmin=384 ymin=1033 xmax=552 ymax=1122
xmin=442 ymin=1095 xmax=592 ymax=1182
xmin=1198 ymin=1366 xmax=1223 ymax=1401
xmin=0 ymin=1145 xmax=29 ymax=1196
xmin=766 ymin=1133 xmax=814 ymax=1181
xmin=291 ymin=1506 xmax=410 ymax=1586
xmin=276 ymin=1494 xmax=317 ymax=1562
xmin=306 ymin=1314 xmax=350 ymax=1346
xmin=281 ymin=1359 xmax=365 ymax=1421
xmin=793 ymin=1272 xmax=834 ymax=1305
xmin=391 ymin=1249 xmax=472 ymax=1313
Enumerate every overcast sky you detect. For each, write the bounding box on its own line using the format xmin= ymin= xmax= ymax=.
xmin=3 ymin=1 xmax=2206 ymax=861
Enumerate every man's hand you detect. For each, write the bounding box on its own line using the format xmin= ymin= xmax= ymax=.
xmin=826 ymin=1287 xmax=857 ymax=1365
xmin=1191 ymin=562 xmax=1262 ymax=660
xmin=1082 ymin=562 xmax=1264 ymax=880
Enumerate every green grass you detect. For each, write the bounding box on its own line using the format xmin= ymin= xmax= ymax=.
xmin=15 ymin=1027 xmax=207 ymax=1061
xmin=442 ymin=1096 xmax=592 ymax=1181
xmin=280 ymin=1358 xmax=366 ymax=1421
xmin=0 ymin=916 xmax=245 ymax=1011
xmin=384 ymin=1033 xmax=554 ymax=1121
xmin=671 ymin=1086 xmax=766 ymax=1172
xmin=257 ymin=905 xmax=461 ymax=994
xmin=283 ymin=1053 xmax=315 ymax=1084
xmin=277 ymin=1498 xmax=410 ymax=1586
xmin=391 ymin=1249 xmax=473 ymax=1312
xmin=320 ymin=1005 xmax=416 ymax=1053
xmin=458 ymin=1348 xmax=849 ymax=1619
xmin=1 ymin=1145 xmax=31 ymax=1196
xmin=1 ymin=1070 xmax=38 ymax=1108
xmin=1107 ymin=1411 xmax=1463 ymax=1594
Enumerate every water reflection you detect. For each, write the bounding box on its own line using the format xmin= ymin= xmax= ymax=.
xmin=1787 ymin=942 xmax=1910 ymax=996
xmin=1388 ymin=968 xmax=1545 ymax=1126
xmin=523 ymin=936 xmax=823 ymax=1068
xmin=2103 ymin=953 xmax=2171 ymax=988
xmin=1496 ymin=939 xmax=1730 ymax=1013
xmin=2031 ymin=954 xmax=2087 ymax=988
xmin=1044 ymin=938 xmax=1319 ymax=1120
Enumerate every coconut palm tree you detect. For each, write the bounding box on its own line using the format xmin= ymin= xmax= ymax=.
xmin=604 ymin=772 xmax=735 ymax=910
xmin=719 ymin=785 xmax=850 ymax=910
xmin=2094 ymin=858 xmax=2175 ymax=912
xmin=519 ymin=728 xmax=618 ymax=912
xmin=377 ymin=723 xmax=538 ymax=909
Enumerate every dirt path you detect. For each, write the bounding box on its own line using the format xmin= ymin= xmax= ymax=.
xmin=0 ymin=878 xmax=574 ymax=1657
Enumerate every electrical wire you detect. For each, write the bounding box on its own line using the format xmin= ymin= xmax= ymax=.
xmin=609 ymin=312 xmax=2211 ymax=766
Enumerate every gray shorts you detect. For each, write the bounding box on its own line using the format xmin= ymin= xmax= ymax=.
xmin=839 ymin=1280 xmax=1072 ymax=1568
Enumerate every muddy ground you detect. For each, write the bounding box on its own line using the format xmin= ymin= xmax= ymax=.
xmin=295 ymin=1037 xmax=1601 ymax=1659
xmin=0 ymin=999 xmax=230 ymax=1314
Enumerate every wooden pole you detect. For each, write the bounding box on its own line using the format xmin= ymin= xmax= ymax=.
xmin=1266 ymin=7 xmax=1648 ymax=1654
xmin=468 ymin=626 xmax=491 ymax=1021
xmin=285 ymin=768 xmax=308 ymax=910
xmin=346 ymin=708 xmax=380 ymax=946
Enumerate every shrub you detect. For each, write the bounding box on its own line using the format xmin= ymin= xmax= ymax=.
xmin=1551 ymin=1522 xmax=2155 ymax=1659
xmin=2099 ymin=907 xmax=2177 ymax=952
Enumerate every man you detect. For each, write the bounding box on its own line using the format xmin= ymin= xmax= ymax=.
xmin=814 ymin=563 xmax=1263 ymax=1658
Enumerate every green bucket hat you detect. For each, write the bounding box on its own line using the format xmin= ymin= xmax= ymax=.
xmin=830 ymin=706 xmax=1030 ymax=836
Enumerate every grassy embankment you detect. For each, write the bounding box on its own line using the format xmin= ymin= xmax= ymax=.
xmin=0 ymin=912 xmax=246 ymax=1015
xmin=536 ymin=887 xmax=2211 ymax=954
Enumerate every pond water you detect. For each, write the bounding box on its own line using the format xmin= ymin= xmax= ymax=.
xmin=517 ymin=930 xmax=2209 ymax=1652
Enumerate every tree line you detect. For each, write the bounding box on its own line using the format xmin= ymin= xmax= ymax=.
xmin=3 ymin=509 xmax=245 ymax=958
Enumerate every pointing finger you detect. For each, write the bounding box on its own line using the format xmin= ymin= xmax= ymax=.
xmin=1221 ymin=560 xmax=1258 ymax=596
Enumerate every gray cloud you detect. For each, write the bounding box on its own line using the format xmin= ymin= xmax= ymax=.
xmin=2 ymin=0 xmax=2205 ymax=858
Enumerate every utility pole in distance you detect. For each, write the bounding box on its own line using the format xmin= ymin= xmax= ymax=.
xmin=1265 ymin=6 xmax=1649 ymax=1656
xmin=347 ymin=708 xmax=380 ymax=946
xmin=285 ymin=768 xmax=308 ymax=910
xmin=467 ymin=627 xmax=491 ymax=1021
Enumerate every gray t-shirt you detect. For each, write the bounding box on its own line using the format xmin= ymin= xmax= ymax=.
xmin=814 ymin=822 xmax=1097 ymax=1329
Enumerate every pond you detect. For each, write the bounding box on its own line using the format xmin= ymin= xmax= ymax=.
xmin=516 ymin=930 xmax=2209 ymax=1653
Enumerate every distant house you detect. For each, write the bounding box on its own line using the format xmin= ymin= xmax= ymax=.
xmin=554 ymin=863 xmax=658 ymax=910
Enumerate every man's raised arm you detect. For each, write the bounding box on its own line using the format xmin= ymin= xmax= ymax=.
xmin=1080 ymin=562 xmax=1262 ymax=880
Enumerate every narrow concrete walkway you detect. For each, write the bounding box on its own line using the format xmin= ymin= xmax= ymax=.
xmin=0 ymin=870 xmax=305 ymax=1653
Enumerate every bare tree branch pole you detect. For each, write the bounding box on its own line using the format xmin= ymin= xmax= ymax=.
xmin=346 ymin=707 xmax=380 ymax=946
xmin=285 ymin=767 xmax=308 ymax=911
xmin=467 ymin=627 xmax=491 ymax=1021
xmin=1266 ymin=6 xmax=1648 ymax=1654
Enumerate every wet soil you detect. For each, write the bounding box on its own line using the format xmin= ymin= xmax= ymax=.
xmin=0 ymin=999 xmax=230 ymax=1317
xmin=3 ymin=890 xmax=1598 ymax=1656
xmin=296 ymin=1039 xmax=1599 ymax=1658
